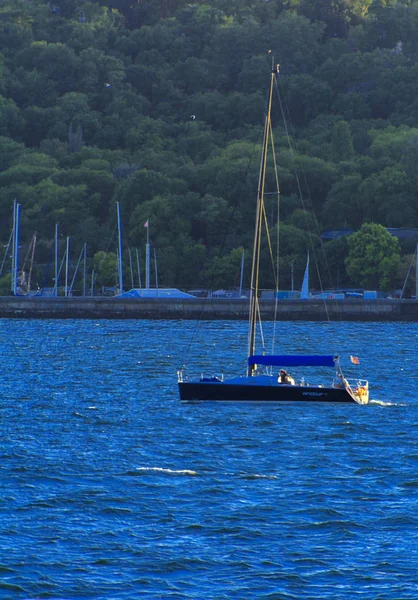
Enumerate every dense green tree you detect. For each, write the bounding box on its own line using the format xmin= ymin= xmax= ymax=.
xmin=331 ymin=121 xmax=354 ymax=161
xmin=321 ymin=235 xmax=350 ymax=289
xmin=0 ymin=136 xmax=25 ymax=171
xmin=300 ymin=0 xmax=370 ymax=37
xmin=284 ymin=75 xmax=334 ymax=126
xmin=93 ymin=250 xmax=118 ymax=287
xmin=0 ymin=0 xmax=418 ymax=292
xmin=345 ymin=222 xmax=401 ymax=289
xmin=322 ymin=173 xmax=362 ymax=227
xmin=201 ymin=247 xmax=246 ymax=290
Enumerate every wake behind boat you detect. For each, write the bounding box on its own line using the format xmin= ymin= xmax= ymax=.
xmin=177 ymin=58 xmax=369 ymax=405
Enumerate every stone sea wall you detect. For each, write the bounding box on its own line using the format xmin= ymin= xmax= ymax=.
xmin=0 ymin=297 xmax=418 ymax=320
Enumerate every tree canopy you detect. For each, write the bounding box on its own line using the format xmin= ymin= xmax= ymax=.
xmin=0 ymin=0 xmax=417 ymax=291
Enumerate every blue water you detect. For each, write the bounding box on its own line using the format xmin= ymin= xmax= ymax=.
xmin=1 ymin=319 xmax=418 ymax=599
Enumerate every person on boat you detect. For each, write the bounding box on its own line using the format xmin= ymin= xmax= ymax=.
xmin=279 ymin=369 xmax=295 ymax=385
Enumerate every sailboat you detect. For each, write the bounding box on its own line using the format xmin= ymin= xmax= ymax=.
xmin=300 ymin=251 xmax=309 ymax=300
xmin=178 ymin=61 xmax=369 ymax=404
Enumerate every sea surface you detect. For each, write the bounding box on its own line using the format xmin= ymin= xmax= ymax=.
xmin=1 ymin=318 xmax=418 ymax=599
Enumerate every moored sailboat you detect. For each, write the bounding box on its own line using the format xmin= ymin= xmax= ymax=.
xmin=178 ymin=60 xmax=369 ymax=404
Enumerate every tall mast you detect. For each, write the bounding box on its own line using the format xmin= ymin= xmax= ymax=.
xmin=239 ymin=250 xmax=245 ymax=298
xmin=83 ymin=243 xmax=87 ymax=297
xmin=27 ymin=232 xmax=37 ymax=293
xmin=11 ymin=199 xmax=16 ymax=294
xmin=136 ymin=248 xmax=142 ymax=291
xmin=145 ymin=222 xmax=150 ymax=290
xmin=65 ymin=236 xmax=70 ymax=297
xmin=154 ymin=248 xmax=158 ymax=297
xmin=248 ymin=61 xmax=279 ymax=375
xmin=13 ymin=202 xmax=21 ymax=296
xmin=55 ymin=223 xmax=59 ymax=297
xmin=128 ymin=248 xmax=134 ymax=289
xmin=117 ymin=202 xmax=123 ymax=293
xmin=69 ymin=243 xmax=85 ymax=297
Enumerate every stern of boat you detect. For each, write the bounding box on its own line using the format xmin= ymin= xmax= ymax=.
xmin=346 ymin=379 xmax=369 ymax=404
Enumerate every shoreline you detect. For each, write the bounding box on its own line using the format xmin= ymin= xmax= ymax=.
xmin=0 ymin=297 xmax=417 ymax=321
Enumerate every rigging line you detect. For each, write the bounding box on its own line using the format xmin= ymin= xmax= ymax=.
xmin=252 ymin=94 xmax=285 ymax=357
xmin=268 ymin=119 xmax=281 ymax=355
xmin=0 ymin=229 xmax=13 ymax=277
xmin=269 ymin=118 xmax=280 ymax=287
xmin=261 ymin=202 xmax=276 ymax=286
xmin=400 ymin=252 xmax=415 ymax=299
xmin=21 ymin=232 xmax=35 ymax=271
xmin=260 ymin=182 xmax=280 ymax=357
xmin=273 ymin=76 xmax=333 ymax=327
xmin=52 ymin=247 xmax=68 ymax=295
xmin=260 ymin=118 xmax=281 ymax=289
xmin=27 ymin=232 xmax=37 ymax=293
xmin=256 ymin=299 xmax=266 ymax=352
xmin=275 ymin=76 xmax=344 ymax=302
xmin=260 ymin=199 xmax=280 ymax=356
xmin=248 ymin=72 xmax=273 ymax=365
xmin=184 ymin=132 xmax=262 ymax=367
xmin=93 ymin=223 xmax=118 ymax=286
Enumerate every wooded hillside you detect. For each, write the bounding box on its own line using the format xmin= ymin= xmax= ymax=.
xmin=1 ymin=0 xmax=418 ymax=292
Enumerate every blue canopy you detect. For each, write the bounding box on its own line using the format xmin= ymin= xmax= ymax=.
xmin=248 ymin=355 xmax=337 ymax=367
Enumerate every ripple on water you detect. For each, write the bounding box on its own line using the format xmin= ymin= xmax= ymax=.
xmin=2 ymin=319 xmax=418 ymax=599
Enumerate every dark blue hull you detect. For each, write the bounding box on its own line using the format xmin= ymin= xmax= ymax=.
xmin=178 ymin=381 xmax=356 ymax=403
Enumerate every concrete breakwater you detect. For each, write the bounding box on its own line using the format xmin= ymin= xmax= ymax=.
xmin=1 ymin=296 xmax=418 ymax=320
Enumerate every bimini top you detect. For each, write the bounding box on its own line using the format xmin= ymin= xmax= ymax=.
xmin=248 ymin=355 xmax=337 ymax=367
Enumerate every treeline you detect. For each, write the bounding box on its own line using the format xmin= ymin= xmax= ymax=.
xmin=1 ymin=0 xmax=418 ymax=292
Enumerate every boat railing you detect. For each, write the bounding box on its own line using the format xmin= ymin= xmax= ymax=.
xmin=346 ymin=378 xmax=368 ymax=389
xmin=199 ymin=375 xmax=224 ymax=383
xmin=332 ymin=376 xmax=368 ymax=396
xmin=345 ymin=378 xmax=369 ymax=403
xmin=178 ymin=369 xmax=225 ymax=383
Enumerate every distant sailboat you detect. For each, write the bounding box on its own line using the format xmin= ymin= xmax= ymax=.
xmin=117 ymin=219 xmax=196 ymax=299
xmin=300 ymin=251 xmax=309 ymax=299
xmin=400 ymin=243 xmax=418 ymax=299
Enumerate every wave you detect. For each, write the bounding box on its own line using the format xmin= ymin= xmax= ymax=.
xmin=135 ymin=467 xmax=197 ymax=476
xmin=239 ymin=473 xmax=278 ymax=480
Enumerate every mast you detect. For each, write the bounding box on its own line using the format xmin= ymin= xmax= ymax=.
xmin=69 ymin=243 xmax=85 ymax=297
xmin=145 ymin=221 xmax=150 ymax=290
xmin=136 ymin=248 xmax=142 ymax=291
xmin=55 ymin=223 xmax=59 ymax=297
xmin=154 ymin=248 xmax=159 ymax=297
xmin=128 ymin=248 xmax=134 ymax=289
xmin=65 ymin=236 xmax=70 ymax=297
xmin=13 ymin=202 xmax=21 ymax=296
xmin=83 ymin=243 xmax=87 ymax=297
xmin=0 ymin=229 xmax=13 ymax=278
xmin=27 ymin=232 xmax=37 ymax=293
xmin=239 ymin=250 xmax=245 ymax=297
xmin=248 ymin=61 xmax=279 ymax=375
xmin=117 ymin=202 xmax=123 ymax=294
xmin=11 ymin=200 xmax=16 ymax=294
